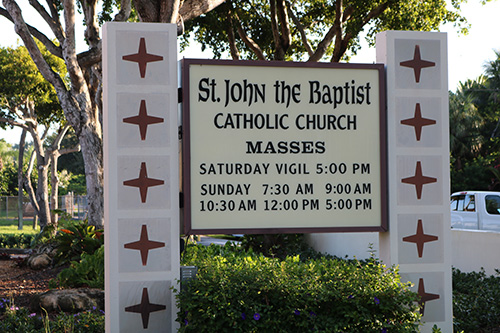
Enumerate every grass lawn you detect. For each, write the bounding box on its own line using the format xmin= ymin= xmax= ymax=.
xmin=0 ymin=219 xmax=39 ymax=237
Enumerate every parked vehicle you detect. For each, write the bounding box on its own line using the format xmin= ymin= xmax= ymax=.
xmin=450 ymin=191 xmax=500 ymax=232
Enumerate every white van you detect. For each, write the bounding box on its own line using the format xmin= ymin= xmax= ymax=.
xmin=450 ymin=191 xmax=500 ymax=232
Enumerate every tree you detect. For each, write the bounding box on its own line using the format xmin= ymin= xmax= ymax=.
xmin=0 ymin=43 xmax=79 ymax=229
xmin=449 ymin=51 xmax=500 ymax=192
xmin=0 ymin=0 xmax=226 ymax=228
xmin=181 ymin=0 xmax=468 ymax=62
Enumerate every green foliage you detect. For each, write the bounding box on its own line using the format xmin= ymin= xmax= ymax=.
xmin=52 ymin=219 xmax=104 ymax=266
xmin=449 ymin=52 xmax=500 ymax=191
xmin=0 ymin=298 xmax=104 ymax=332
xmin=450 ymin=156 xmax=496 ymax=193
xmin=0 ymin=162 xmax=19 ymax=196
xmin=452 ymin=268 xmax=500 ymax=332
xmin=51 ymin=245 xmax=104 ymax=289
xmin=0 ymin=233 xmax=33 ymax=248
xmin=61 ymin=174 xmax=87 ymax=195
xmin=241 ymin=233 xmax=325 ymax=260
xmin=177 ymin=243 xmax=421 ymax=332
xmin=0 ymin=42 xmax=66 ymax=126
xmin=181 ymin=0 xmax=467 ymax=61
xmin=52 ymin=129 xmax=86 ymax=178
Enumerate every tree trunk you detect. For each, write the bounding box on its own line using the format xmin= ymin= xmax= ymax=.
xmin=79 ymin=125 xmax=103 ymax=228
xmin=50 ymin=152 xmax=60 ymax=225
xmin=27 ymin=123 xmax=52 ymax=230
xmin=17 ymin=129 xmax=26 ymax=230
xmin=35 ymin=162 xmax=51 ymax=229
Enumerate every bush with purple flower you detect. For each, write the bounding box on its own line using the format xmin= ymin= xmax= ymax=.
xmin=176 ymin=243 xmax=422 ymax=332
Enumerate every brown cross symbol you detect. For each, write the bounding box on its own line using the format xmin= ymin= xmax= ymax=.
xmin=401 ymin=161 xmax=437 ymax=199
xmin=400 ymin=45 xmax=436 ymax=83
xmin=122 ymin=37 xmax=163 ymax=78
xmin=123 ymin=162 xmax=164 ymax=203
xmin=125 ymin=287 xmax=166 ymax=329
xmin=402 ymin=219 xmax=438 ymax=258
xmin=124 ymin=224 xmax=165 ymax=265
xmin=400 ymin=103 xmax=436 ymax=141
xmin=123 ymin=100 xmax=164 ymax=141
xmin=417 ymin=278 xmax=440 ymax=315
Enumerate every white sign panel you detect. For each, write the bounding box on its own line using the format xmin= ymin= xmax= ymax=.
xmin=182 ymin=60 xmax=386 ymax=233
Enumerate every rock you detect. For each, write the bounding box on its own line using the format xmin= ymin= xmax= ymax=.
xmin=27 ymin=253 xmax=52 ymax=270
xmin=33 ymin=242 xmax=58 ymax=258
xmin=30 ymin=288 xmax=104 ymax=313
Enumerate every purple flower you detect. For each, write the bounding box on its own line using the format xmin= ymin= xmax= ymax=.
xmin=241 ymin=312 xmax=246 ymax=320
xmin=29 ymin=313 xmax=37 ymax=317
xmin=253 ymin=313 xmax=261 ymax=321
xmin=294 ymin=309 xmax=301 ymax=316
xmin=184 ymin=319 xmax=189 ymax=326
xmin=374 ymin=296 xmax=380 ymax=305
xmin=309 ymin=311 xmax=317 ymax=317
xmin=381 ymin=329 xmax=388 ymax=333
xmin=348 ymin=295 xmax=354 ymax=299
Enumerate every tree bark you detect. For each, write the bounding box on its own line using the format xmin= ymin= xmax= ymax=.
xmin=17 ymin=129 xmax=26 ymax=230
xmin=49 ymin=124 xmax=79 ymax=225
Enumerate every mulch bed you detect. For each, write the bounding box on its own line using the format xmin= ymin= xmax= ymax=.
xmin=0 ymin=256 xmax=63 ymax=309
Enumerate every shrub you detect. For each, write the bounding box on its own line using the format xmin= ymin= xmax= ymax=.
xmin=453 ymin=267 xmax=500 ymax=331
xmin=177 ymin=243 xmax=421 ymax=332
xmin=50 ymin=245 xmax=105 ymax=289
xmin=240 ymin=233 xmax=325 ymax=260
xmin=52 ymin=220 xmax=103 ymax=266
xmin=0 ymin=233 xmax=33 ymax=248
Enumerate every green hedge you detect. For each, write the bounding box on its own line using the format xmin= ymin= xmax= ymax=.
xmin=453 ymin=268 xmax=500 ymax=332
xmin=0 ymin=233 xmax=33 ymax=248
xmin=177 ymin=244 xmax=421 ymax=332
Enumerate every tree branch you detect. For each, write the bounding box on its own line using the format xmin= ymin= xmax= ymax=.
xmin=28 ymin=0 xmax=65 ymax=42
xmin=3 ymin=1 xmax=66 ymax=91
xmin=308 ymin=24 xmax=337 ymax=62
xmin=77 ymin=44 xmax=101 ymax=69
xmin=0 ymin=116 xmax=29 ymax=130
xmin=79 ymin=0 xmax=100 ymax=48
xmin=331 ymin=0 xmax=343 ymax=62
xmin=330 ymin=1 xmax=391 ymax=62
xmin=226 ymin=10 xmax=240 ymax=60
xmin=287 ymin=3 xmax=313 ymax=56
xmin=276 ymin=0 xmax=291 ymax=53
xmin=0 ymin=7 xmax=63 ymax=58
xmin=160 ymin=0 xmax=180 ymax=23
xmin=61 ymin=0 xmax=88 ymax=99
xmin=114 ymin=0 xmax=132 ymax=22
xmin=235 ymin=18 xmax=265 ymax=60
xmin=179 ymin=0 xmax=226 ymax=22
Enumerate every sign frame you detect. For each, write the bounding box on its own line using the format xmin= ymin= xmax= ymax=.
xmin=181 ymin=59 xmax=387 ymax=235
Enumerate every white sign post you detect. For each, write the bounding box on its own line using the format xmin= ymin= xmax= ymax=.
xmin=103 ymin=22 xmax=180 ymax=332
xmin=377 ymin=31 xmax=452 ymax=332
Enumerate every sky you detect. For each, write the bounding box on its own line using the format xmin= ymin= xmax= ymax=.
xmin=0 ymin=1 xmax=499 ymax=144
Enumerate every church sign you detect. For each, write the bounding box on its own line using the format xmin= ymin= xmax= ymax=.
xmin=181 ymin=60 xmax=387 ymax=234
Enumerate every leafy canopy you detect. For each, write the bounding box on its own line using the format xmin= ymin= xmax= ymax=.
xmin=181 ymin=0 xmax=468 ymax=61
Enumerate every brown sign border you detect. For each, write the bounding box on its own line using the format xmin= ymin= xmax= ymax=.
xmin=181 ymin=59 xmax=387 ymax=235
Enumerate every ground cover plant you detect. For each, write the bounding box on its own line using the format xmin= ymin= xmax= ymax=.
xmin=177 ymin=243 xmax=422 ymax=332
xmin=0 ymin=297 xmax=104 ymax=333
